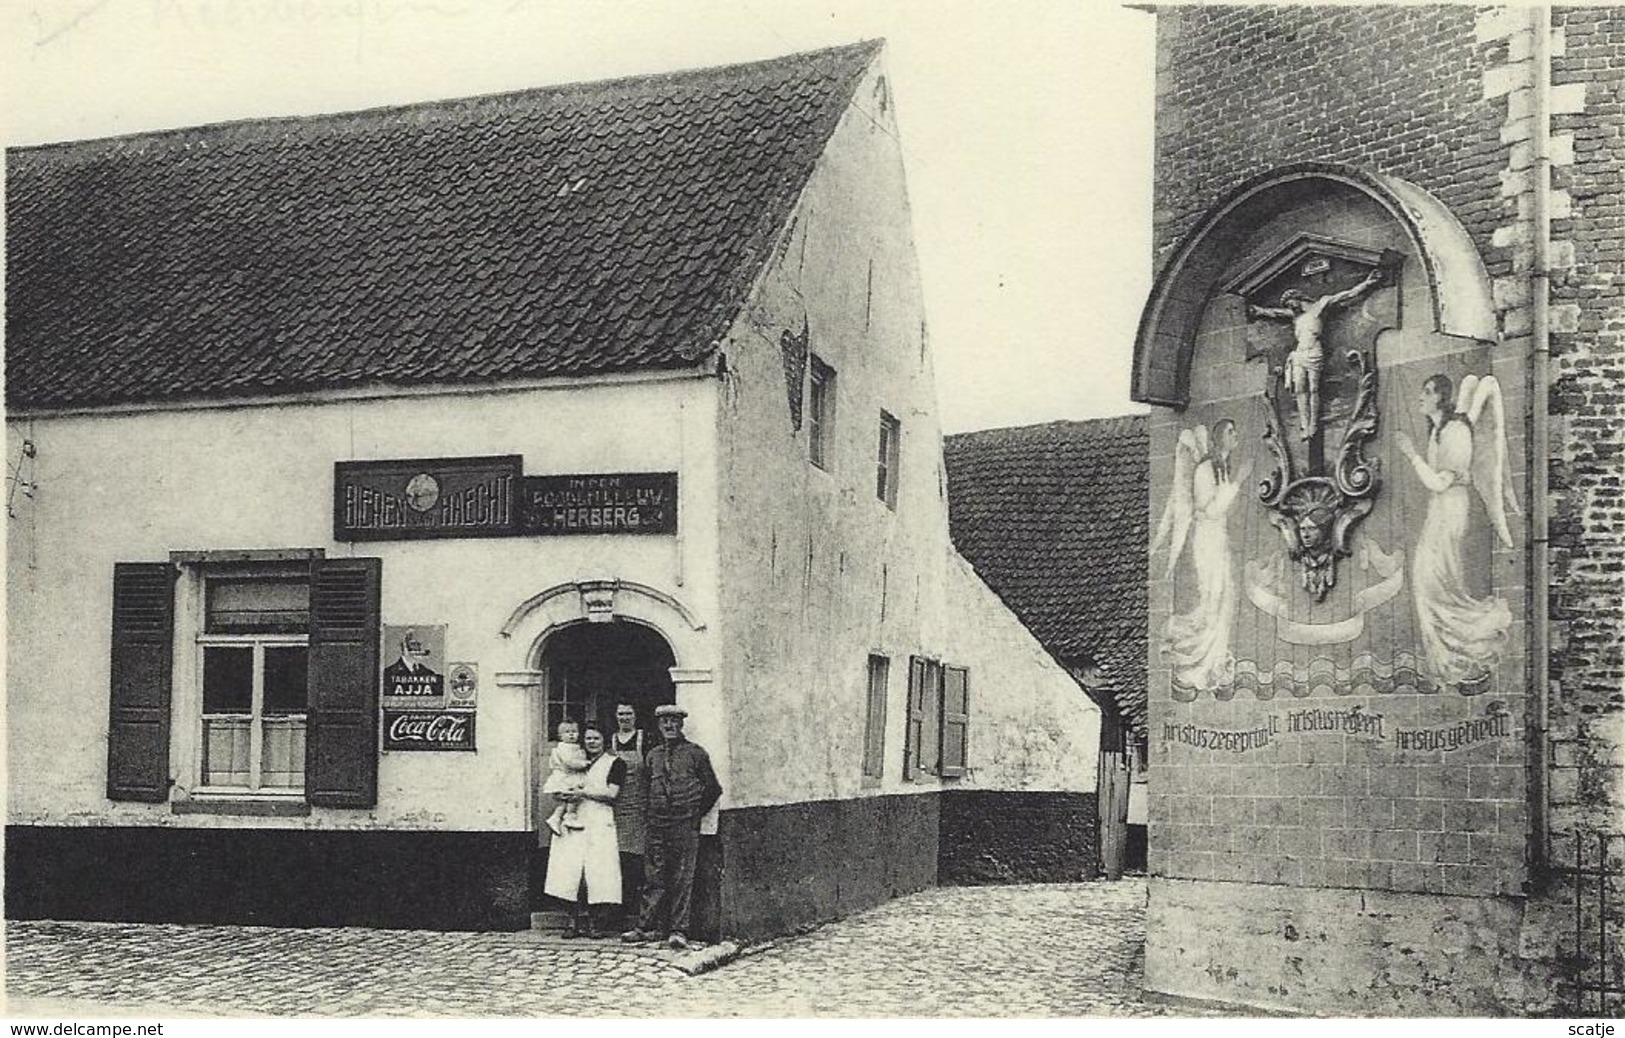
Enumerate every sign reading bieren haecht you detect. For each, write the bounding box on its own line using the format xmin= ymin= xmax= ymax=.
xmin=382 ymin=710 xmax=476 ymax=751
xmin=520 ymin=472 xmax=678 ymax=535
xmin=335 ymin=455 xmax=521 ymax=541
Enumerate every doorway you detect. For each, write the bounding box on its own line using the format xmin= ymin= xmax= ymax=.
xmin=530 ymin=620 xmax=677 ymax=914
xmin=537 ymin=620 xmax=676 ymax=741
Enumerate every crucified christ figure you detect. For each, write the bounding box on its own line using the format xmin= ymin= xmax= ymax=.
xmin=1248 ymin=267 xmax=1384 ymax=441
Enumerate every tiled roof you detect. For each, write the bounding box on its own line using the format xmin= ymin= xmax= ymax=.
xmin=943 ymin=416 xmax=1149 ymax=733
xmin=5 ymin=41 xmax=881 ymax=410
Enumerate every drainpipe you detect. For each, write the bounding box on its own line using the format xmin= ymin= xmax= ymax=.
xmin=1529 ymin=3 xmax=1553 ymax=884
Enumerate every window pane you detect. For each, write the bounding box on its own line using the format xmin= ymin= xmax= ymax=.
xmin=202 ymin=647 xmax=253 ymax=713
xmin=202 ymin=717 xmax=251 ymax=786
xmin=261 ymin=718 xmax=306 ymax=789
xmin=208 ymin=577 xmax=310 ymax=632
xmin=809 ymin=359 xmax=833 ymax=471
xmin=264 ymin=647 xmax=309 ymax=716
xmin=876 ymin=423 xmax=889 ymax=500
xmin=877 ymin=412 xmax=899 ymax=507
xmin=545 ymin=666 xmax=577 ymax=738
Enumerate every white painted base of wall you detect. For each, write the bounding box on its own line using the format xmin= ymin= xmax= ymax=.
xmin=1144 ymin=875 xmax=1557 ymax=1016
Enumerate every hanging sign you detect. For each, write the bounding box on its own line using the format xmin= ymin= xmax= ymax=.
xmin=335 ymin=455 xmax=521 ymax=541
xmin=519 ymin=472 xmax=678 ymax=535
xmin=382 ymin=710 xmax=477 ymax=752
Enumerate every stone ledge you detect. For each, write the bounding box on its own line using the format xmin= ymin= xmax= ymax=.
xmin=170 ymin=798 xmax=312 ymax=818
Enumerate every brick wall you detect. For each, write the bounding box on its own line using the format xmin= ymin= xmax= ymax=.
xmin=1153 ymin=6 xmax=1506 ymax=271
xmin=1546 ymin=7 xmax=1625 ymax=1004
xmin=937 ymin=790 xmax=1100 ymax=885
xmin=1547 ymin=6 xmax=1625 ymax=849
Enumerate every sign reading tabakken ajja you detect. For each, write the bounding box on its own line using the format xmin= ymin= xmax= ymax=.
xmin=381 ymin=624 xmax=447 ymax=708
xmin=334 ymin=457 xmax=678 ymax=540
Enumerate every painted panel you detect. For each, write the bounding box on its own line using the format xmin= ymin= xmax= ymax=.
xmin=1147 ymin=191 xmax=1528 ymax=900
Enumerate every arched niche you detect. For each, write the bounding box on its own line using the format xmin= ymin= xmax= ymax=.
xmin=1133 ymin=163 xmax=1496 ymax=409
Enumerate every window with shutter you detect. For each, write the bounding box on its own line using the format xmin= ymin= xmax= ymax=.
xmin=861 ymin=654 xmax=889 ymax=783
xmin=918 ymin=658 xmax=941 ymax=776
xmin=306 ymin=556 xmax=382 ymax=808
xmin=901 ymin=656 xmax=966 ymax=781
xmin=108 ymin=563 xmax=178 ymax=802
xmin=809 ymin=357 xmax=836 ymax=471
xmin=940 ymin=665 xmax=969 ymax=778
xmin=876 ymin=411 xmax=900 ymax=509
xmin=904 ymin=656 xmax=925 ymax=780
xmin=904 ymin=656 xmax=945 ymax=780
xmin=198 ymin=575 xmax=311 ymax=792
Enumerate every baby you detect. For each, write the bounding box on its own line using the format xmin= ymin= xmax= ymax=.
xmin=541 ymin=720 xmax=590 ymax=836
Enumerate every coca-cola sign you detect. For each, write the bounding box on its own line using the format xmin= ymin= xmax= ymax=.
xmin=382 ymin=710 xmax=476 ymax=752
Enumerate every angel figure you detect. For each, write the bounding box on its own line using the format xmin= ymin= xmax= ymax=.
xmin=1152 ymin=419 xmax=1254 ymax=696
xmin=1395 ymin=373 xmax=1521 ymax=689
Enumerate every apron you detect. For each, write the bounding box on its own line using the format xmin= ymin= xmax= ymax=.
xmin=542 ymin=752 xmax=623 ymax=905
xmin=610 ymin=730 xmax=647 ymax=855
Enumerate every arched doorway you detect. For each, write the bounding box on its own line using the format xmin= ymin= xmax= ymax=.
xmin=536 ymin=620 xmax=676 ymax=741
xmin=529 ymin=620 xmax=677 ymax=916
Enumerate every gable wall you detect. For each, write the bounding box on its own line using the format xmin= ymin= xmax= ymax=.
xmin=713 ymin=55 xmax=1098 ymax=811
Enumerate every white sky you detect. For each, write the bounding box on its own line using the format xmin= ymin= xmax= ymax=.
xmin=2 ymin=0 xmax=1156 ymax=434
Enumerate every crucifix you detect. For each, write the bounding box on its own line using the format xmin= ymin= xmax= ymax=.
xmin=1226 ymin=239 xmax=1400 ymax=600
xmin=1247 ymin=267 xmax=1384 ymax=442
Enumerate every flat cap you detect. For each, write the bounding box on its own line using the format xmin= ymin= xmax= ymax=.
xmin=654 ymin=704 xmax=688 ymax=718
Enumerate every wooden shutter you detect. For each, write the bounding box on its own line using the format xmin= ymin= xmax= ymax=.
xmin=306 ymin=556 xmax=381 ymax=807
xmin=862 ymin=655 xmax=888 ymax=780
xmin=919 ymin=659 xmax=941 ymax=776
xmin=903 ymin=656 xmax=926 ymax=779
xmin=107 ymin=563 xmax=177 ymax=802
xmin=940 ymin=665 xmax=970 ymax=778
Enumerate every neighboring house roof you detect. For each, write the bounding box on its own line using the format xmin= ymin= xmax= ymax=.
xmin=5 ymin=41 xmax=881 ymax=411
xmin=943 ymin=415 xmax=1149 ymax=733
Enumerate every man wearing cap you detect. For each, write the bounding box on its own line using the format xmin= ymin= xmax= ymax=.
xmin=622 ymin=703 xmax=722 ymax=950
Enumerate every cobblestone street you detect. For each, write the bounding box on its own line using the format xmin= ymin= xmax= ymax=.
xmin=6 ymin=879 xmax=1224 ymax=1018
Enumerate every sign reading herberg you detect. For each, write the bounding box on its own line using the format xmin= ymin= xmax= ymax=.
xmin=335 ymin=455 xmax=520 ymax=541
xmin=521 ymin=472 xmax=678 ymax=535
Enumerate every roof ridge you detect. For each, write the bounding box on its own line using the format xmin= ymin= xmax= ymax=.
xmin=944 ymin=413 xmax=1149 ymax=442
xmin=8 ymin=38 xmax=885 ymax=155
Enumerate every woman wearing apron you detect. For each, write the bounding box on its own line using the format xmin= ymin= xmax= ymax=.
xmin=542 ymin=723 xmax=625 ymax=938
xmin=609 ymin=702 xmax=648 ymax=924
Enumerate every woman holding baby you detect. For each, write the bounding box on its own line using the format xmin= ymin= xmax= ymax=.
xmin=541 ymin=721 xmax=625 ymax=938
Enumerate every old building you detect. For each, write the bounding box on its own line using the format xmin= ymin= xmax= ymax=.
xmin=4 ymin=41 xmax=1101 ymax=940
xmin=943 ymin=417 xmax=1152 ymax=877
xmin=1133 ymin=5 xmax=1622 ymax=1015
